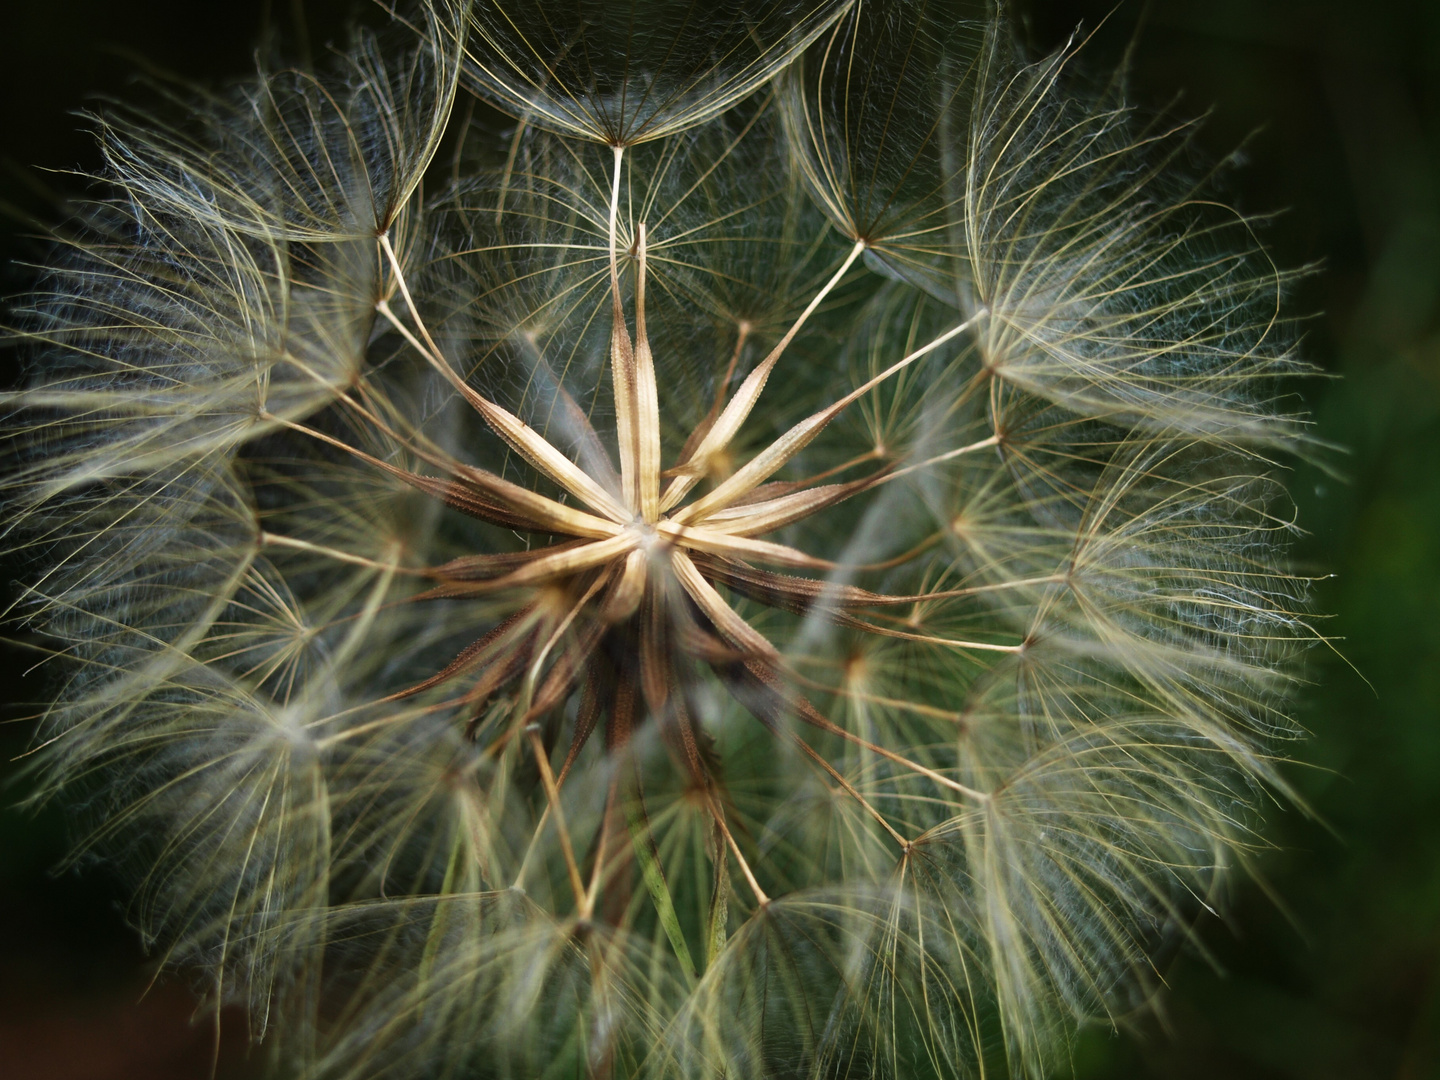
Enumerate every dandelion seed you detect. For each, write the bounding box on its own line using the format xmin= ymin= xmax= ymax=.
xmin=4 ymin=2 xmax=1318 ymax=1078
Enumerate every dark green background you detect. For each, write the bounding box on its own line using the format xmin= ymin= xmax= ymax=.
xmin=0 ymin=2 xmax=1435 ymax=1077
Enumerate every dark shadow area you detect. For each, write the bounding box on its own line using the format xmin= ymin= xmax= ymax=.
xmin=1023 ymin=3 xmax=1440 ymax=1078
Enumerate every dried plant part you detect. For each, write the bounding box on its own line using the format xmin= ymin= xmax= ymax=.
xmin=2 ymin=2 xmax=1319 ymax=1078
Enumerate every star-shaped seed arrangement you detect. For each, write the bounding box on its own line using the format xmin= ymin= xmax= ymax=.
xmin=273 ymin=160 xmax=1003 ymax=920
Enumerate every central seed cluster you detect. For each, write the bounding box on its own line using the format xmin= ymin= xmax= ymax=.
xmin=330 ymin=162 xmax=1000 ymax=915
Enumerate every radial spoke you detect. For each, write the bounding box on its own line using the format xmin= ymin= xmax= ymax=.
xmin=870 ymin=433 xmax=1002 ymax=486
xmin=713 ymin=660 xmax=910 ymax=849
xmin=526 ymin=726 xmax=588 ymax=914
xmin=383 ymin=606 xmax=539 ymax=702
xmin=697 ymin=472 xmax=888 ymax=536
xmin=258 ymin=532 xmax=430 ymax=574
xmin=692 ymin=557 xmax=1067 ymax=613
xmin=633 ymin=223 xmax=662 ymax=522
xmin=266 ymin=413 xmax=621 ymax=539
xmin=658 ymin=522 xmax=837 ymax=570
xmin=607 ymin=145 xmax=641 ymax=513
xmin=375 ymin=297 xmax=630 ymax=524
xmin=669 ymin=549 xmax=780 ymax=663
xmin=832 ymin=613 xmax=1024 ymax=653
xmin=738 ymin=659 xmax=992 ymax=804
xmin=674 ymin=311 xmax=987 ymax=524
xmin=659 ymin=240 xmax=867 ymax=513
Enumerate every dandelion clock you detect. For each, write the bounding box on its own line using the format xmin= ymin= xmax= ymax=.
xmin=2 ymin=1 xmax=1319 ymax=1077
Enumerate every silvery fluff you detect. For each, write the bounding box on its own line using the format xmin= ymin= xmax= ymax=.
xmin=2 ymin=2 xmax=1319 ymax=1077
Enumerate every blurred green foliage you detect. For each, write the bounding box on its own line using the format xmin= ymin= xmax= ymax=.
xmin=1 ymin=1 xmax=1436 ymax=1077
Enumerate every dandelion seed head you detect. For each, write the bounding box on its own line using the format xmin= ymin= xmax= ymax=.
xmin=3 ymin=2 xmax=1323 ymax=1077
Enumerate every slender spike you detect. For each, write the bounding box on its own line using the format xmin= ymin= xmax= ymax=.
xmin=669 ymin=550 xmax=780 ymax=665
xmin=742 ymin=660 xmax=992 ymax=804
xmin=658 ymin=523 xmax=838 ymax=570
xmin=266 ymin=414 xmax=621 ymax=539
xmin=675 ymin=320 xmax=752 ymax=468
xmin=522 ymin=343 xmax=623 ymax=497
xmin=602 ymin=547 xmax=648 ymax=623
xmin=557 ymin=663 xmax=608 ymax=788
xmin=698 ymin=472 xmax=889 ymax=536
xmin=487 ymin=535 xmax=637 ymax=593
xmin=637 ymin=595 xmax=672 ymax=732
xmin=636 ymin=591 xmax=708 ymax=782
xmin=606 ymin=655 xmax=639 ymax=752
xmin=674 ymin=312 xmax=986 ymax=524
xmin=427 ymin=544 xmax=591 ymax=583
xmin=414 ymin=543 xmax=593 ymax=601
xmin=709 ymin=800 xmax=769 ymax=907
xmin=374 ymin=298 xmax=629 ymax=523
xmin=666 ymin=662 xmax=707 ymax=783
xmin=382 ymin=606 xmax=537 ymax=701
xmin=607 ymin=146 xmax=640 ymax=512
xmin=452 ymin=386 xmax=632 ymax=523
xmin=659 ymin=241 xmax=867 ymax=512
xmin=667 ymin=592 xmax=745 ymax=663
xmin=633 ymin=223 xmax=662 ymax=522
xmin=419 ymin=535 xmax=638 ymax=599
xmin=526 ymin=727 xmax=588 ymax=914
